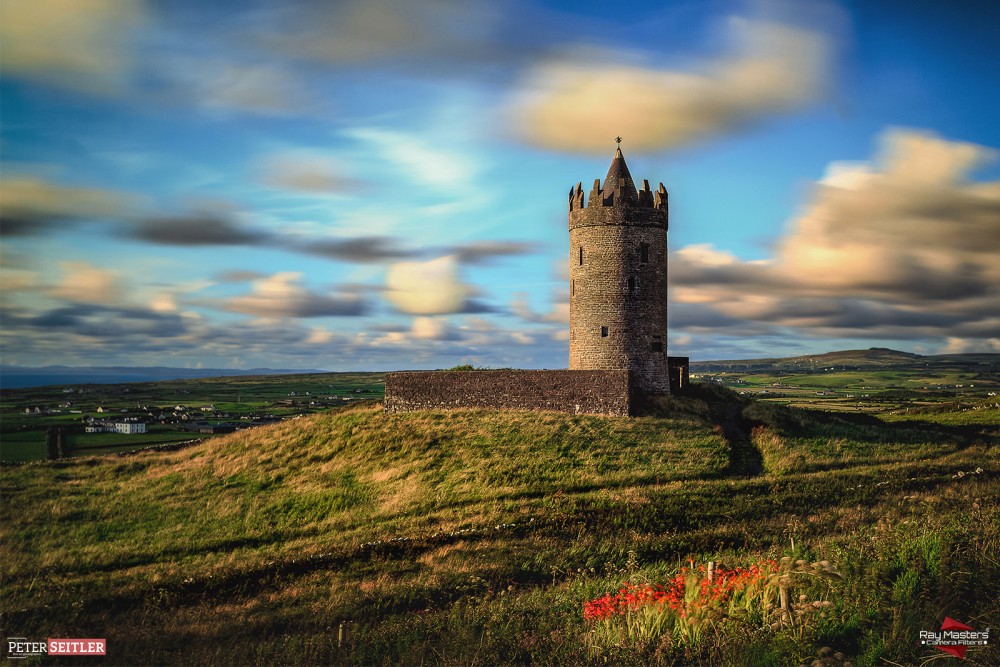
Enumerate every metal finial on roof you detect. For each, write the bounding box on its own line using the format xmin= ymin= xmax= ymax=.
xmin=615 ymin=136 xmax=622 ymax=145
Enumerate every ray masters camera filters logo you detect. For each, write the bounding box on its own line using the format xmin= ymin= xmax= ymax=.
xmin=921 ymin=617 xmax=990 ymax=660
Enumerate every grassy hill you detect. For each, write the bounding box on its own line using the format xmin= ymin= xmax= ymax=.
xmin=691 ymin=347 xmax=1000 ymax=371
xmin=1 ymin=387 xmax=997 ymax=665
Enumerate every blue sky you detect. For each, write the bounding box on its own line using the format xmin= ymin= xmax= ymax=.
xmin=2 ymin=0 xmax=998 ymax=370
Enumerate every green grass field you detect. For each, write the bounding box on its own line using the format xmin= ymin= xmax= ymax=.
xmin=0 ymin=372 xmax=387 ymax=462
xmin=697 ymin=360 xmax=998 ymax=414
xmin=1 ymin=384 xmax=997 ymax=665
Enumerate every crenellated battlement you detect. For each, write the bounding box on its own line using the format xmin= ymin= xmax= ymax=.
xmin=568 ymin=164 xmax=668 ymax=212
xmin=568 ymin=177 xmax=668 ymax=211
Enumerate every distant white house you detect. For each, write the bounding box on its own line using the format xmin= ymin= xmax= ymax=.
xmin=86 ymin=422 xmax=147 ymax=434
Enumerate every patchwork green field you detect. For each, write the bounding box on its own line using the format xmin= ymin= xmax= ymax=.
xmin=1 ymin=382 xmax=997 ymax=665
xmin=0 ymin=372 xmax=386 ymax=462
xmin=693 ymin=348 xmax=999 ymax=413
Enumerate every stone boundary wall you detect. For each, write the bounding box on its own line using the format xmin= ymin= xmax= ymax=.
xmin=384 ymin=370 xmax=632 ymax=416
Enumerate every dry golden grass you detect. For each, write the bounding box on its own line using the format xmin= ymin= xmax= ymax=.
xmin=1 ymin=392 xmax=996 ymax=666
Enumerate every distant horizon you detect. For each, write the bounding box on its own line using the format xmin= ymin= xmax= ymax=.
xmin=4 ymin=346 xmax=997 ymax=390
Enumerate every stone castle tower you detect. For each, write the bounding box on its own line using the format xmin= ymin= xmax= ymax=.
xmin=385 ymin=141 xmax=686 ymax=416
xmin=568 ymin=143 xmax=671 ymax=394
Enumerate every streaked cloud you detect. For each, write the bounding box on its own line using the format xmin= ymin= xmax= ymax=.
xmin=131 ymin=214 xmax=272 ymax=246
xmin=189 ymin=61 xmax=314 ymax=117
xmin=214 ymin=270 xmax=270 ymax=283
xmin=672 ymin=129 xmax=1000 ymax=343
xmin=0 ymin=0 xmax=146 ymax=93
xmin=511 ymin=292 xmax=568 ymax=324
xmin=0 ymin=176 xmax=138 ymax=235
xmin=509 ymin=17 xmax=834 ymax=154
xmin=2 ymin=1 xmax=995 ymax=369
xmin=349 ymin=128 xmax=479 ymax=189
xmin=449 ymin=240 xmax=539 ymax=265
xmin=298 ymin=236 xmax=419 ymax=263
xmin=2 ymin=303 xmax=190 ymax=340
xmin=257 ymin=0 xmax=504 ymax=71
xmin=259 ymin=152 xmax=369 ymax=194
xmin=224 ymin=272 xmax=368 ymax=318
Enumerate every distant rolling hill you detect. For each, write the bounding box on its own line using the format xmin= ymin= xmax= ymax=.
xmin=690 ymin=347 xmax=999 ymax=372
xmin=0 ymin=365 xmax=331 ymax=389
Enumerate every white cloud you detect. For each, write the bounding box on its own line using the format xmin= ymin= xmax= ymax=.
xmin=938 ymin=337 xmax=1000 ymax=354
xmin=675 ymin=244 xmax=741 ymax=268
xmin=306 ymin=327 xmax=335 ymax=345
xmin=508 ymin=17 xmax=834 ymax=153
xmin=349 ymin=128 xmax=476 ymax=189
xmin=671 ymin=128 xmax=1000 ymax=345
xmin=150 ymin=293 xmax=178 ymax=313
xmin=385 ymin=256 xmax=469 ymax=315
xmin=511 ymin=331 xmax=535 ymax=345
xmin=51 ymin=261 xmax=124 ymax=305
xmin=412 ymin=316 xmax=453 ymax=340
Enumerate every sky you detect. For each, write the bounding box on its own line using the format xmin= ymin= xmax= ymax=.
xmin=1 ymin=0 xmax=998 ymax=371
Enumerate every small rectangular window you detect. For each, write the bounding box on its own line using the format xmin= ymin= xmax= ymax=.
xmin=640 ymin=243 xmax=649 ymax=264
xmin=601 ymin=326 xmax=609 ymax=338
xmin=579 ymin=246 xmax=584 ymax=265
xmin=627 ymin=276 xmax=635 ymax=294
xmin=651 ymin=341 xmax=663 ymax=352
xmin=571 ymin=279 xmax=575 ymax=296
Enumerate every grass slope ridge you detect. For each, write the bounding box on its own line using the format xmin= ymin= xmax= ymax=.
xmin=1 ymin=387 xmax=997 ymax=666
xmin=692 ymin=346 xmax=1000 ymax=371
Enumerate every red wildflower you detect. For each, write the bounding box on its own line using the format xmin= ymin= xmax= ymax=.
xmin=583 ymin=561 xmax=779 ymax=621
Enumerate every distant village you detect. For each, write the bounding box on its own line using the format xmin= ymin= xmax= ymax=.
xmin=18 ymin=386 xmax=378 ymax=436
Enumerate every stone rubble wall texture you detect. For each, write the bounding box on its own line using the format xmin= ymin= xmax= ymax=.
xmin=384 ymin=370 xmax=633 ymax=416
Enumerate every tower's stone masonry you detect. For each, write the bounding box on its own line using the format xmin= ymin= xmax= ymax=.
xmin=383 ymin=144 xmax=687 ymax=416
xmin=569 ymin=148 xmax=670 ymax=394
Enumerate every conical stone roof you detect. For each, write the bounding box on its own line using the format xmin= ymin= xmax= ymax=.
xmin=603 ymin=147 xmax=638 ymax=206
